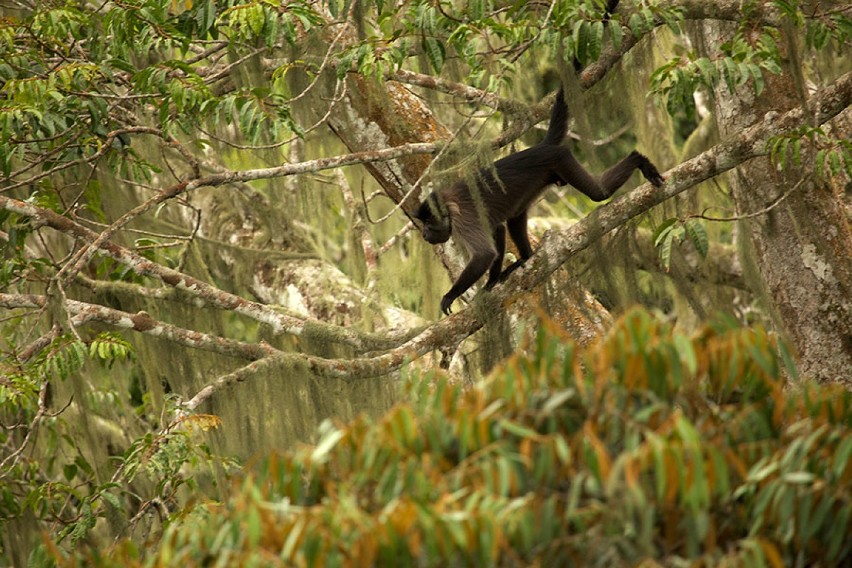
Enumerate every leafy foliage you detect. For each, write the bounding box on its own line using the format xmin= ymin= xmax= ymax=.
xmin=653 ymin=217 xmax=709 ymax=271
xmin=2 ymin=2 xmax=851 ymax=566
xmin=0 ymin=0 xmax=322 ymax=169
xmin=651 ymin=1 xmax=851 ymax=118
xmin=60 ymin=310 xmax=851 ymax=567
xmin=773 ymin=0 xmax=852 ymax=51
xmin=0 ymin=331 xmax=224 ymax=556
xmin=335 ymin=0 xmax=681 ymax=89
xmin=650 ymin=27 xmax=784 ymax=119
xmin=769 ymin=126 xmax=852 ymax=180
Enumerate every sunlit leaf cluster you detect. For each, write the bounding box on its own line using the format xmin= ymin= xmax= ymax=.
xmin=773 ymin=0 xmax=852 ymax=51
xmin=650 ymin=29 xmax=783 ymax=119
xmin=118 ymin=412 xmax=222 ymax=484
xmin=0 ymin=328 xmax=222 ymax=552
xmin=650 ymin=2 xmax=850 ymax=121
xmin=0 ymin=332 xmax=141 ymax=548
xmin=68 ymin=310 xmax=851 ymax=567
xmin=218 ymin=0 xmax=323 ymax=46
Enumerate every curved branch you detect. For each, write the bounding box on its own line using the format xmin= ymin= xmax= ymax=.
xmin=0 ymin=293 xmax=280 ymax=361
xmin=186 ymin=142 xmax=440 ymax=191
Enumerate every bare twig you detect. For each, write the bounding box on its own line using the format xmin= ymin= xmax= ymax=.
xmin=0 ymin=381 xmax=49 ymax=475
xmin=691 ymin=179 xmax=805 ymax=222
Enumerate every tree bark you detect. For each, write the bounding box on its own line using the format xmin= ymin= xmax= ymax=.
xmin=707 ymin=22 xmax=852 ymax=385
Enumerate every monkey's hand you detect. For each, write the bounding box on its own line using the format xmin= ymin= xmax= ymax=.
xmin=640 ymin=160 xmax=665 ymax=187
xmin=440 ymin=293 xmax=456 ymax=315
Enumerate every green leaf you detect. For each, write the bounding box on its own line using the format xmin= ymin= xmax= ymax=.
xmin=99 ymin=490 xmax=123 ymax=512
xmin=572 ymin=20 xmax=588 ymax=65
xmin=781 ymin=471 xmax=815 ymax=484
xmin=422 ymin=37 xmax=445 ymax=72
xmin=684 ymin=218 xmax=708 ymax=258
xmin=628 ymin=13 xmax=643 ymax=38
xmin=499 ymin=419 xmax=538 ymax=439
xmin=792 ymin=138 xmax=802 ymax=166
xmin=722 ymin=58 xmax=738 ymax=92
xmin=695 ymin=57 xmax=716 ymax=86
xmin=609 ymin=17 xmax=623 ymax=50
xmin=657 ymin=231 xmax=674 ymax=272
xmin=828 ymin=149 xmax=841 ymax=177
xmin=589 ymin=20 xmax=604 ymax=61
xmin=674 ymin=416 xmax=700 ymax=449
xmin=246 ymin=505 xmax=262 ymax=546
xmin=653 ymin=218 xmax=678 ymax=246
xmin=832 ymin=436 xmax=852 ymax=479
xmin=815 ymin=149 xmax=828 ymax=178
xmin=749 ymin=63 xmax=765 ymax=95
xmin=196 ymin=0 xmax=218 ymax=35
xmin=63 ymin=463 xmax=78 ymax=481
xmin=674 ymin=333 xmax=697 ymax=376
xmin=541 ymin=389 xmax=574 ymax=415
xmin=748 ymin=459 xmax=779 ymax=483
xmin=469 ymin=0 xmax=486 ymax=21
xmin=326 ymin=0 xmax=340 ymax=18
xmin=496 ymin=456 xmax=512 ymax=495
xmin=827 ymin=500 xmax=850 ymax=559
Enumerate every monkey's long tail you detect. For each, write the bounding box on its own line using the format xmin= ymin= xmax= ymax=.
xmin=557 ymin=0 xmax=618 ymax=139
xmin=541 ymin=87 xmax=568 ymax=146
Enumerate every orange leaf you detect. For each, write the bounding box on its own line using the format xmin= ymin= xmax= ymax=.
xmin=583 ymin=423 xmax=612 ymax=480
xmin=759 ymin=538 xmax=785 ymax=568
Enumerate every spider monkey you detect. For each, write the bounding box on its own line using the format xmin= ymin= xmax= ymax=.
xmin=414 ymin=4 xmax=664 ymax=315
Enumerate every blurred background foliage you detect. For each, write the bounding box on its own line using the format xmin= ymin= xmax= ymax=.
xmin=55 ymin=310 xmax=852 ymax=567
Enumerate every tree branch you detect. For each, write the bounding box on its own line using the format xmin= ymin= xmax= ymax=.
xmin=185 ymin=142 xmax=440 ymax=192
xmin=0 ymin=293 xmax=280 ymax=361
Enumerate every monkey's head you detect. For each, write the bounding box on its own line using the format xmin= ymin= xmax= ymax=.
xmin=414 ymin=192 xmax=453 ymax=244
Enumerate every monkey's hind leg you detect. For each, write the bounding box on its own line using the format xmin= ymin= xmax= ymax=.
xmin=559 ymin=149 xmax=665 ymax=202
xmin=487 ymin=212 xmax=535 ymax=288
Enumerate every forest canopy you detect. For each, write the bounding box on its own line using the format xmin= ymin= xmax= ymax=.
xmin=0 ymin=0 xmax=850 ymax=565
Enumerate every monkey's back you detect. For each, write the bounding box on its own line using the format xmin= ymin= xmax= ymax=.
xmin=449 ymin=144 xmax=571 ymax=224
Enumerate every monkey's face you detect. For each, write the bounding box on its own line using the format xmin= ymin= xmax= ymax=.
xmin=422 ymin=219 xmax=451 ymax=244
xmin=415 ymin=195 xmax=452 ymax=244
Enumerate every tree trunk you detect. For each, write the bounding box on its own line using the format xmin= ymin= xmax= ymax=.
xmin=707 ymin=23 xmax=852 ymax=386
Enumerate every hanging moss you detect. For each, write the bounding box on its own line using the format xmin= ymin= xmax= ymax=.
xmin=472 ymin=291 xmax=514 ymax=374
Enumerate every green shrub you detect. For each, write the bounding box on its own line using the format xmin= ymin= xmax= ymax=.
xmin=59 ymin=309 xmax=851 ymax=567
